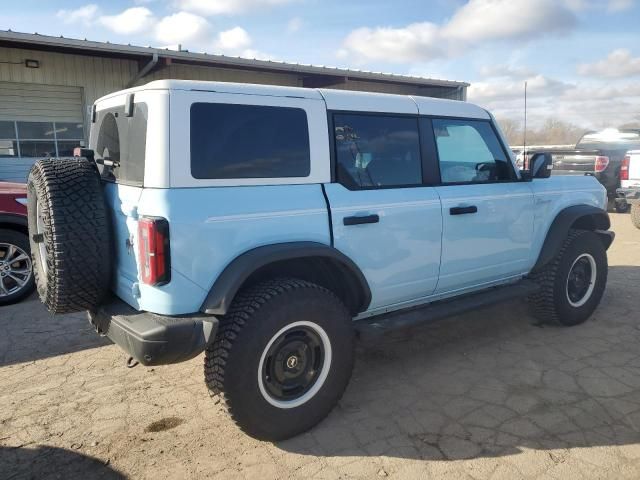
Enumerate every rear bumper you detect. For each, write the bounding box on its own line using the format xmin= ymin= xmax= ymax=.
xmin=88 ymin=298 xmax=218 ymax=366
xmin=617 ymin=187 xmax=640 ymax=205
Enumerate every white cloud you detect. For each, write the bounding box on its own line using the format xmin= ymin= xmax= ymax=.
xmin=56 ymin=4 xmax=99 ymax=25
xmin=343 ymin=22 xmax=443 ymax=63
xmin=99 ymin=7 xmax=156 ymax=35
xmin=154 ymin=11 xmax=212 ymax=46
xmin=577 ymin=49 xmax=640 ymax=77
xmin=469 ymin=75 xmax=572 ymax=103
xmin=174 ymin=0 xmax=296 ymax=15
xmin=340 ymin=0 xmax=578 ymax=63
xmin=215 ymin=27 xmax=252 ymax=51
xmin=479 ymin=64 xmax=536 ymax=79
xmin=240 ymin=49 xmax=274 ymax=61
xmin=443 ymin=0 xmax=576 ymax=43
xmin=287 ymin=17 xmax=303 ymax=33
xmin=608 ymin=0 xmax=635 ymax=11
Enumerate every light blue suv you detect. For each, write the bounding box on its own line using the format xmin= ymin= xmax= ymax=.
xmin=27 ymin=80 xmax=614 ymax=440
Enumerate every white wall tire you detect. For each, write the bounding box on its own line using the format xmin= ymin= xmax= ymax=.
xmin=204 ymin=278 xmax=354 ymax=441
xmin=565 ymin=253 xmax=597 ymax=308
xmin=529 ymin=230 xmax=607 ymax=326
xmin=257 ymin=321 xmax=332 ymax=409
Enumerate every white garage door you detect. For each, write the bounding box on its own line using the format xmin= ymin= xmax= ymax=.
xmin=0 ymin=82 xmax=85 ymax=183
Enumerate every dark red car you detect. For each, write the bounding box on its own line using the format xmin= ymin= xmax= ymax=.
xmin=0 ymin=182 xmax=34 ymax=304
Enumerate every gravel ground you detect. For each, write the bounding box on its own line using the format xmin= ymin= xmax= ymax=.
xmin=1 ymin=213 xmax=640 ymax=480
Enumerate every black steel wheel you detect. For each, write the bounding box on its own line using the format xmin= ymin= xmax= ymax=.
xmin=205 ymin=278 xmax=354 ymax=441
xmin=529 ymin=230 xmax=607 ymax=326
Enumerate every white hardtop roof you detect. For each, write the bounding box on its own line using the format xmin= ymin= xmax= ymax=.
xmin=97 ymin=79 xmax=489 ymax=119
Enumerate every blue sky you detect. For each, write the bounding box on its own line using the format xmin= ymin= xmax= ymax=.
xmin=2 ymin=0 xmax=639 ymax=128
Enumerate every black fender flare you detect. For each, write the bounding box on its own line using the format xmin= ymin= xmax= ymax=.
xmin=200 ymin=242 xmax=372 ymax=315
xmin=532 ymin=205 xmax=613 ymax=272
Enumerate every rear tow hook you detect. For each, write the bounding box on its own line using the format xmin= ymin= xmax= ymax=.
xmin=126 ymin=356 xmax=139 ymax=369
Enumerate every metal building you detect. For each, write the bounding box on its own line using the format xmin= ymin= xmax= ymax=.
xmin=0 ymin=30 xmax=469 ymax=182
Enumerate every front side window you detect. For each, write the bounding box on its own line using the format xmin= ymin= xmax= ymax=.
xmin=190 ymin=103 xmax=310 ymax=179
xmin=433 ymin=119 xmax=513 ymax=184
xmin=334 ymin=114 xmax=422 ymax=189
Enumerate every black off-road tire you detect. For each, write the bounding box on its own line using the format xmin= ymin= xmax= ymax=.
xmin=27 ymin=158 xmax=111 ymax=314
xmin=529 ymin=230 xmax=607 ymax=326
xmin=631 ymin=204 xmax=640 ymax=229
xmin=0 ymin=229 xmax=35 ymax=305
xmin=204 ymin=278 xmax=354 ymax=441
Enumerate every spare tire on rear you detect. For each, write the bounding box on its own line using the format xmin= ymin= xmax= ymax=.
xmin=27 ymin=158 xmax=111 ymax=314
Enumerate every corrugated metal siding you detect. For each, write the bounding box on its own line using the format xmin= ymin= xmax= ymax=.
xmin=143 ymin=62 xmax=300 ymax=86
xmin=0 ymin=46 xmax=136 ymax=109
xmin=0 ymin=82 xmax=83 ymax=122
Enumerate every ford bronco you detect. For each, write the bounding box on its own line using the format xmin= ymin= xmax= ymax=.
xmin=27 ymin=80 xmax=614 ymax=440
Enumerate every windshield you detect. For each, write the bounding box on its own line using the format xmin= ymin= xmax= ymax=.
xmin=576 ymin=129 xmax=640 ymax=151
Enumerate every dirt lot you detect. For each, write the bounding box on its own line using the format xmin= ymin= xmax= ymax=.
xmin=2 ymin=213 xmax=640 ymax=479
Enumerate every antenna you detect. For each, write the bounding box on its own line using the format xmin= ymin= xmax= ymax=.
xmin=523 ymin=81 xmax=528 ymax=159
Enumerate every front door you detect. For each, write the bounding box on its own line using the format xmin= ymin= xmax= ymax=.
xmin=324 ymin=113 xmax=442 ymax=312
xmin=428 ymin=117 xmax=535 ymax=294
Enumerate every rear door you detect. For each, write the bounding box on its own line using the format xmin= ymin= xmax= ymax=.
xmin=324 ymin=112 xmax=442 ymax=312
xmin=428 ymin=117 xmax=535 ymax=294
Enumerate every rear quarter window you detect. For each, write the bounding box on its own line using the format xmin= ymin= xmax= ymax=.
xmin=190 ymin=103 xmax=310 ymax=179
xmin=91 ymin=103 xmax=148 ymax=186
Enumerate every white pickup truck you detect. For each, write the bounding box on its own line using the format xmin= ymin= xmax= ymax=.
xmin=617 ymin=150 xmax=640 ymax=228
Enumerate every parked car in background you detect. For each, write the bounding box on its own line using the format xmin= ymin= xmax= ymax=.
xmin=527 ymin=129 xmax=640 ymax=212
xmin=0 ymin=182 xmax=34 ymax=304
xmin=617 ymin=150 xmax=640 ymax=229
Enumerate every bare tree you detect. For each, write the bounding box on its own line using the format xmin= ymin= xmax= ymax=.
xmin=497 ymin=116 xmax=588 ymax=146
xmin=495 ymin=117 xmax=523 ymax=145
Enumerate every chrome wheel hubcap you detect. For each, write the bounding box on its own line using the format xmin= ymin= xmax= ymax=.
xmin=0 ymin=242 xmax=32 ymax=297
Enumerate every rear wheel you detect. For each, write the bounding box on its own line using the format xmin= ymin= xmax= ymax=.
xmin=529 ymin=230 xmax=607 ymax=326
xmin=0 ymin=229 xmax=35 ymax=305
xmin=204 ymin=278 xmax=354 ymax=441
xmin=631 ymin=204 xmax=640 ymax=229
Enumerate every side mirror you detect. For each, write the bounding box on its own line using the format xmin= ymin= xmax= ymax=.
xmin=530 ymin=152 xmax=553 ymax=179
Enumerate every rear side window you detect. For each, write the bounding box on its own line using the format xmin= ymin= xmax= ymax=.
xmin=91 ymin=103 xmax=148 ymax=186
xmin=333 ymin=114 xmax=422 ymax=189
xmin=433 ymin=119 xmax=513 ymax=184
xmin=190 ymin=103 xmax=310 ymax=179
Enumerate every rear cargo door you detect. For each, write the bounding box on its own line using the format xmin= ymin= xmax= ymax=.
xmin=90 ymin=96 xmax=149 ymax=308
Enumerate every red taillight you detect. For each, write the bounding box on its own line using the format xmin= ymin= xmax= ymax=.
xmin=138 ymin=217 xmax=171 ymax=286
xmin=594 ymin=156 xmax=609 ymax=173
xmin=621 ymin=155 xmax=630 ymax=180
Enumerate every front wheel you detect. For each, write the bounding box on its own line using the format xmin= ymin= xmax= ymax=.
xmin=529 ymin=230 xmax=608 ymax=326
xmin=204 ymin=278 xmax=354 ymax=441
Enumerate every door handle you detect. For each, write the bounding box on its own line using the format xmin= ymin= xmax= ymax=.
xmin=343 ymin=214 xmax=380 ymax=226
xmin=450 ymin=205 xmax=478 ymax=215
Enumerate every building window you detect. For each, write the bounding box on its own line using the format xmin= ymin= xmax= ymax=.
xmin=0 ymin=120 xmax=84 ymax=159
